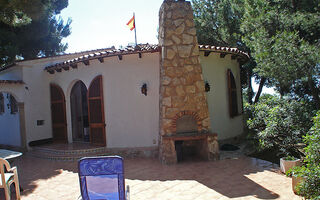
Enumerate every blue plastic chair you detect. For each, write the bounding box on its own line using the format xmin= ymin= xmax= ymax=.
xmin=78 ymin=156 xmax=129 ymax=200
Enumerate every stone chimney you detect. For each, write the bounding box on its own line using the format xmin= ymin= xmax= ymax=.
xmin=158 ymin=0 xmax=211 ymax=164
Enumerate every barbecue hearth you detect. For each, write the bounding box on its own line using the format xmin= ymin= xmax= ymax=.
xmin=158 ymin=0 xmax=219 ymax=164
xmin=176 ymin=115 xmax=198 ymax=134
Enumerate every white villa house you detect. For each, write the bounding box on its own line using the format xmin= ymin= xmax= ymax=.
xmin=0 ymin=0 xmax=249 ymax=164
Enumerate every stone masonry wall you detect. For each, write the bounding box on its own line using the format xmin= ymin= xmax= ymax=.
xmin=158 ymin=0 xmax=210 ymax=164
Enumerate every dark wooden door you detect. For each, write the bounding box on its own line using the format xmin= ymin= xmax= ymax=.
xmin=88 ymin=75 xmax=106 ymax=146
xmin=50 ymin=84 xmax=68 ymax=143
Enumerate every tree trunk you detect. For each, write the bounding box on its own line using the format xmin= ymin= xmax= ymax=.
xmin=291 ymin=0 xmax=297 ymax=11
xmin=307 ymin=76 xmax=320 ymax=109
xmin=247 ymin=69 xmax=253 ymax=104
xmin=254 ymin=77 xmax=266 ymax=104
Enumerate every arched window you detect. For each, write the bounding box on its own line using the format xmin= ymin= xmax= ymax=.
xmin=0 ymin=93 xmax=4 ymax=114
xmin=227 ymin=69 xmax=238 ymax=118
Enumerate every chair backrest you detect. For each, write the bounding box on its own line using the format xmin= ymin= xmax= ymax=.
xmin=0 ymin=158 xmax=11 ymax=187
xmin=78 ymin=156 xmax=125 ymax=200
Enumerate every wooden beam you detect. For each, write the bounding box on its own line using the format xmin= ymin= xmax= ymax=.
xmin=83 ymin=60 xmax=90 ymax=65
xmin=220 ymin=53 xmax=226 ymax=58
xmin=118 ymin=55 xmax=123 ymax=60
xmin=138 ymin=52 xmax=142 ymax=58
xmin=204 ymin=51 xmax=211 ymax=57
xmin=70 ymin=63 xmax=77 ymax=69
xmin=231 ymin=55 xmax=237 ymax=60
xmin=98 ymin=57 xmax=104 ymax=63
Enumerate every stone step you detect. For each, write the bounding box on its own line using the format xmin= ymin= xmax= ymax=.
xmin=26 ymin=150 xmax=112 ymax=162
xmin=28 ymin=146 xmax=159 ymax=161
xmin=31 ymin=146 xmax=106 ymax=156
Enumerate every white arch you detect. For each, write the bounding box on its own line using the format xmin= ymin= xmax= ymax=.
xmin=0 ymin=90 xmax=21 ymax=102
xmin=66 ymin=79 xmax=88 ymax=101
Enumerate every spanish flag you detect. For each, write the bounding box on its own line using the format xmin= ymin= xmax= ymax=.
xmin=126 ymin=16 xmax=135 ymax=31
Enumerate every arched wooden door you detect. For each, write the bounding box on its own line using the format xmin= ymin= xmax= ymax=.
xmin=50 ymin=84 xmax=68 ymax=143
xmin=87 ymin=75 xmax=106 ymax=146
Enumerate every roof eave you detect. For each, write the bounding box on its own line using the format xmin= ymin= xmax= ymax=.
xmin=45 ymin=45 xmax=160 ymax=74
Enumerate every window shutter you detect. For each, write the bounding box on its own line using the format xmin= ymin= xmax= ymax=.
xmin=10 ymin=94 xmax=18 ymax=114
xmin=227 ymin=69 xmax=238 ymax=118
xmin=0 ymin=93 xmax=4 ymax=114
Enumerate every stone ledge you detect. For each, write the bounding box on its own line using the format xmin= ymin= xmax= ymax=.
xmin=162 ymin=132 xmax=217 ymax=141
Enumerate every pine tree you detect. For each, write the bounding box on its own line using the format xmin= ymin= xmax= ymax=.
xmin=241 ymin=0 xmax=320 ymax=108
xmin=0 ymin=0 xmax=71 ymax=66
xmin=192 ymin=0 xmax=264 ymax=104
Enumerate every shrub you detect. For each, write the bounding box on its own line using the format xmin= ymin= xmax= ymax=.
xmin=294 ymin=111 xmax=320 ymax=199
xmin=245 ymin=95 xmax=315 ymax=158
xmin=284 ymin=155 xmax=298 ymax=161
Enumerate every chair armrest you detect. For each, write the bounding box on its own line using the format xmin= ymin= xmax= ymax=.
xmin=8 ymin=166 xmax=17 ymax=172
xmin=8 ymin=166 xmax=18 ymax=176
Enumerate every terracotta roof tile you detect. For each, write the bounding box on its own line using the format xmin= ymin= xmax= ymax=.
xmin=0 ymin=80 xmax=24 ymax=84
xmin=45 ymin=44 xmax=159 ymax=74
xmin=0 ymin=47 xmax=116 ymax=73
xmin=198 ymin=45 xmax=250 ymax=61
xmin=45 ymin=44 xmax=250 ymax=74
xmin=1 ymin=44 xmax=250 ymax=74
xmin=0 ymin=63 xmax=16 ymax=73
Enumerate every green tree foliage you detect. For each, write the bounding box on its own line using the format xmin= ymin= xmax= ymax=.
xmin=0 ymin=0 xmax=67 ymax=26
xmin=0 ymin=0 xmax=71 ymax=66
xmin=246 ymin=95 xmax=315 ymax=158
xmin=241 ymin=0 xmax=320 ymax=108
xmin=192 ymin=0 xmax=266 ymax=104
xmin=192 ymin=0 xmax=244 ymax=48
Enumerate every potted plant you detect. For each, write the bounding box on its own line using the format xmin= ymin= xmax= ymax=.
xmin=280 ymin=155 xmax=301 ymax=174
xmin=292 ymin=172 xmax=305 ymax=195
xmin=286 ymin=166 xmax=306 ymax=195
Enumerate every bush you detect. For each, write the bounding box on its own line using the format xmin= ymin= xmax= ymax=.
xmin=294 ymin=111 xmax=320 ymax=199
xmin=284 ymin=155 xmax=298 ymax=161
xmin=245 ymin=95 xmax=315 ymax=158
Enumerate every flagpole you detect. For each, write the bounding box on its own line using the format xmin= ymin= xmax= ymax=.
xmin=134 ymin=12 xmax=137 ymax=46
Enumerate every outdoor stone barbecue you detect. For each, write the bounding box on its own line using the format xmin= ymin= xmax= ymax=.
xmin=158 ymin=0 xmax=219 ymax=164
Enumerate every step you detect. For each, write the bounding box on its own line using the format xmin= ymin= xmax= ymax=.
xmin=26 ymin=150 xmax=112 ymax=162
xmin=28 ymin=146 xmax=159 ymax=161
xmin=31 ymin=146 xmax=106 ymax=156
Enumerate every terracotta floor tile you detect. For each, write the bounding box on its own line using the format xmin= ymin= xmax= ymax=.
xmin=0 ymin=155 xmax=303 ymax=200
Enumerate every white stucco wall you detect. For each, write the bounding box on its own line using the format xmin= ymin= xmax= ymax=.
xmin=0 ymin=92 xmax=21 ymax=147
xmin=19 ymin=52 xmax=160 ymax=148
xmin=21 ymin=64 xmax=53 ymax=144
xmin=0 ymin=83 xmax=25 ymax=103
xmin=200 ymin=52 xmax=243 ymax=140
xmin=0 ymin=66 xmax=23 ymax=80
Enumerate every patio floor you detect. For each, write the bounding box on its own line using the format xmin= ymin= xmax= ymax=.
xmin=1 ymin=155 xmax=302 ymax=200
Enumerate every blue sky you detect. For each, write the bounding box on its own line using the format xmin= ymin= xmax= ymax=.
xmin=59 ymin=0 xmax=163 ymax=53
